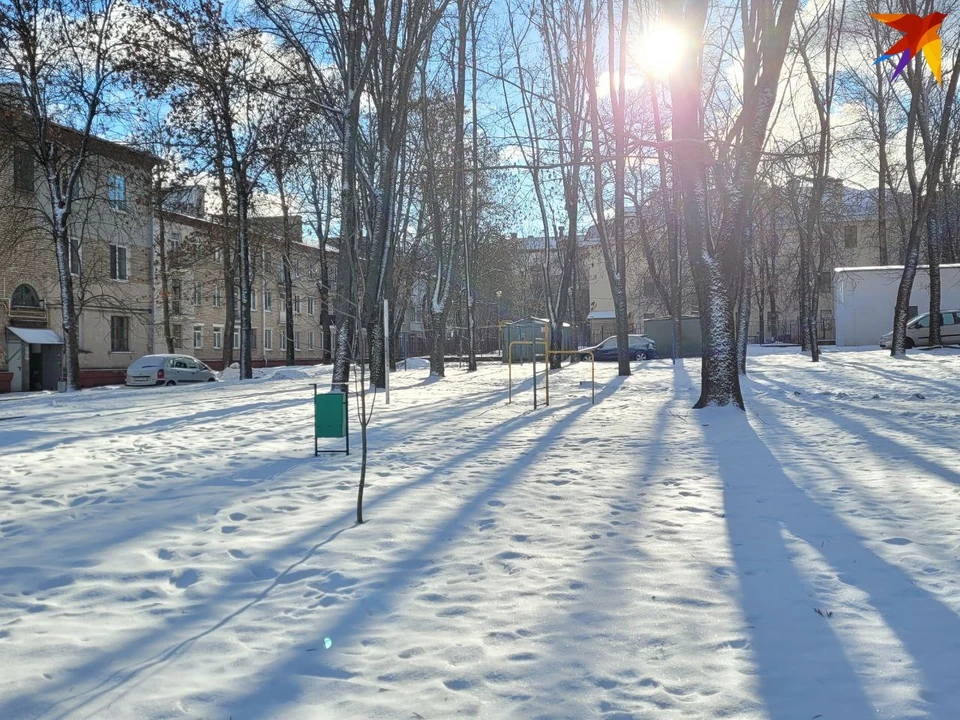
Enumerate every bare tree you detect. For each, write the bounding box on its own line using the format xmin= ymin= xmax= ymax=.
xmin=668 ymin=0 xmax=798 ymax=409
xmin=0 ymin=0 xmax=131 ymax=390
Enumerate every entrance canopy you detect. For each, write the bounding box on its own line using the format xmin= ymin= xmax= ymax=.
xmin=8 ymin=327 xmax=63 ymax=345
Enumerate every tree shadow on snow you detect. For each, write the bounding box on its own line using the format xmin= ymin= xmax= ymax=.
xmin=1 ymin=373 xmax=630 ymax=719
xmin=703 ymin=408 xmax=960 ymax=718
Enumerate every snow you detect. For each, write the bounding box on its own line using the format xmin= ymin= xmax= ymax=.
xmin=2 ymin=347 xmax=960 ymax=718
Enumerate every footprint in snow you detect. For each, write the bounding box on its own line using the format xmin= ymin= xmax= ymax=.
xmin=170 ymin=569 xmax=199 ymax=589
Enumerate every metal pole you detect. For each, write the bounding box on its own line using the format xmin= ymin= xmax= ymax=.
xmin=544 ymin=324 xmax=550 ymax=406
xmin=532 ymin=343 xmax=537 ymax=409
xmin=383 ymin=298 xmax=390 ymax=405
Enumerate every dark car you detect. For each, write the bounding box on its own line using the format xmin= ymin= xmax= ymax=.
xmin=583 ymin=334 xmax=658 ymax=361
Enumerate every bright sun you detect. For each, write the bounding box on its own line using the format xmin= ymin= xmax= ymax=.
xmin=634 ymin=22 xmax=688 ymax=80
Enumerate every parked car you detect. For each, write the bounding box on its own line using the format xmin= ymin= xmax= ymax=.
xmin=582 ymin=334 xmax=658 ymax=361
xmin=879 ymin=310 xmax=960 ymax=349
xmin=126 ymin=354 xmax=218 ymax=387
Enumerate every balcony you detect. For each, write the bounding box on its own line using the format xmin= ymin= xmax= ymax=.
xmin=9 ymin=306 xmax=48 ymax=328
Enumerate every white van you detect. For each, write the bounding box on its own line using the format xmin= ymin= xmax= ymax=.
xmin=879 ymin=310 xmax=960 ymax=348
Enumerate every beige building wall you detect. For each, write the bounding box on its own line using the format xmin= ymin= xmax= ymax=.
xmin=1 ymin=134 xmax=156 ymax=391
xmin=157 ymin=211 xmax=333 ymax=369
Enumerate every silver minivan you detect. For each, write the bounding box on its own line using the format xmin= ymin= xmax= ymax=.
xmin=879 ymin=310 xmax=960 ymax=348
xmin=126 ymin=354 xmax=218 ymax=387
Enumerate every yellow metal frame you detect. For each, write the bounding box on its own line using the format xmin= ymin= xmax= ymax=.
xmin=506 ymin=324 xmax=594 ymax=406
xmin=507 ymin=339 xmax=547 ymax=405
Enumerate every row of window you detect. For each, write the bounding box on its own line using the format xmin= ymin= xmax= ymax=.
xmin=174 ymin=324 xmax=317 ymax=352
xmin=13 ymin=147 xmax=128 ymax=209
xmin=168 ymin=283 xmax=316 ymax=316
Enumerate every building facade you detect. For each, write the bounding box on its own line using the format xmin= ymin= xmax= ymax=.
xmin=156 ymin=210 xmax=336 ymax=370
xmin=0 ymin=127 xmax=157 ymax=392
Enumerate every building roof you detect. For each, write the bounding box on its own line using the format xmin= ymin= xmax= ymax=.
xmin=835 ymin=263 xmax=960 ymax=272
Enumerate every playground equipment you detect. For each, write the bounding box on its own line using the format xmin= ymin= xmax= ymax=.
xmin=507 ymin=324 xmax=595 ymax=407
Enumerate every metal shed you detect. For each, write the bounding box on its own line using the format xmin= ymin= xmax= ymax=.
xmin=641 ymin=316 xmax=702 ymax=357
xmin=501 ymin=318 xmax=576 ymax=363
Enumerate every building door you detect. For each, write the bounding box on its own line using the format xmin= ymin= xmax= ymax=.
xmin=29 ymin=344 xmax=43 ymax=391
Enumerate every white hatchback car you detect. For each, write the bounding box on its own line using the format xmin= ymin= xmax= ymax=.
xmin=879 ymin=310 xmax=960 ymax=349
xmin=126 ymin=354 xmax=218 ymax=387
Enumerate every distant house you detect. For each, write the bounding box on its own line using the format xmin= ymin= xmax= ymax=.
xmin=155 ymin=210 xmax=337 ymax=369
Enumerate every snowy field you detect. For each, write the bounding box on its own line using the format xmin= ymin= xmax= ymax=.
xmin=2 ymin=347 xmax=960 ymax=719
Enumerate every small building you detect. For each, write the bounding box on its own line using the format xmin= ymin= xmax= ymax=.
xmin=641 ymin=316 xmax=702 ymax=357
xmin=833 ymin=264 xmax=960 ymax=347
xmin=501 ymin=317 xmax=576 ymax=363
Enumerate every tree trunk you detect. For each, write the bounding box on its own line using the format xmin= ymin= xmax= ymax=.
xmin=214 ymin=153 xmax=236 ymax=370
xmin=429 ymin=310 xmax=447 ymax=376
xmin=737 ymin=224 xmax=752 ymax=374
xmin=610 ymin=0 xmax=631 ymax=377
xmin=54 ymin=226 xmax=81 ymax=391
xmin=277 ymin=174 xmax=296 ymax=366
xmin=237 ymin=189 xmax=253 ymax=379
xmin=156 ymin=180 xmax=174 ymax=354
xmin=465 ymin=0 xmax=479 ymax=373
xmin=696 ymin=259 xmax=744 ymax=408
xmin=928 ymin=218 xmax=942 ymax=346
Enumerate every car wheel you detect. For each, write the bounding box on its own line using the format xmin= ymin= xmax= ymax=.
xmin=905 ymin=337 xmax=915 ymax=349
xmin=165 ymin=380 xmax=177 ymax=386
xmin=635 ymin=350 xmax=648 ymax=361
xmin=207 ymin=377 xmax=216 ymax=382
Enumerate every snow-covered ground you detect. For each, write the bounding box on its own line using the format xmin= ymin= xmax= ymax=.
xmin=2 ymin=347 xmax=960 ymax=719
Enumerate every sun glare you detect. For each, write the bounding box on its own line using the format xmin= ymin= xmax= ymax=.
xmin=634 ymin=22 xmax=688 ymax=80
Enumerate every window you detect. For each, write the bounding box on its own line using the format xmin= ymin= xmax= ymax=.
xmin=171 ymin=278 xmax=182 ymax=314
xmin=193 ymin=324 xmax=203 ymax=349
xmin=251 ymin=328 xmax=258 ymax=349
xmin=13 ymin=147 xmax=33 ymax=192
xmin=908 ymin=305 xmax=919 ymax=319
xmin=108 ymin=174 xmax=127 ymax=210
xmin=233 ymin=324 xmax=240 ymax=349
xmin=295 ymin=331 xmax=301 ymax=350
xmin=915 ymin=315 xmax=930 ymax=328
xmin=943 ymin=312 xmax=959 ymax=326
xmin=264 ymin=251 xmax=272 ymax=273
xmin=213 ymin=285 xmax=222 ymax=308
xmin=264 ymin=328 xmax=273 ymax=350
xmin=307 ymin=331 xmax=314 ymax=350
xmin=11 ymin=284 xmax=40 ymax=308
xmin=213 ymin=325 xmax=223 ymax=349
xmin=844 ymin=225 xmax=858 ymax=249
xmin=214 ymin=248 xmax=222 ymax=263
xmin=169 ymin=231 xmax=180 ymax=255
xmin=109 ymin=244 xmax=128 ymax=281
xmin=280 ymin=331 xmax=287 ymax=351
xmin=193 ymin=282 xmax=202 ymax=305
xmin=307 ymin=297 xmax=315 ymax=316
xmin=294 ymin=295 xmax=302 ymax=315
xmin=69 ymin=236 xmax=81 ymax=276
xmin=172 ymin=323 xmax=182 ymax=349
xmin=110 ymin=316 xmax=129 ymax=352
xmin=819 ymin=271 xmax=832 ymax=289
xmin=251 ymin=291 xmax=257 ymax=311
xmin=264 ymin=290 xmax=273 ymax=312
xmin=294 ymin=258 xmax=300 ymax=277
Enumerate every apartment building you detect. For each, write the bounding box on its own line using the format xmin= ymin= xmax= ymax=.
xmin=156 ymin=209 xmax=335 ymax=369
xmin=0 ymin=119 xmax=158 ymax=392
